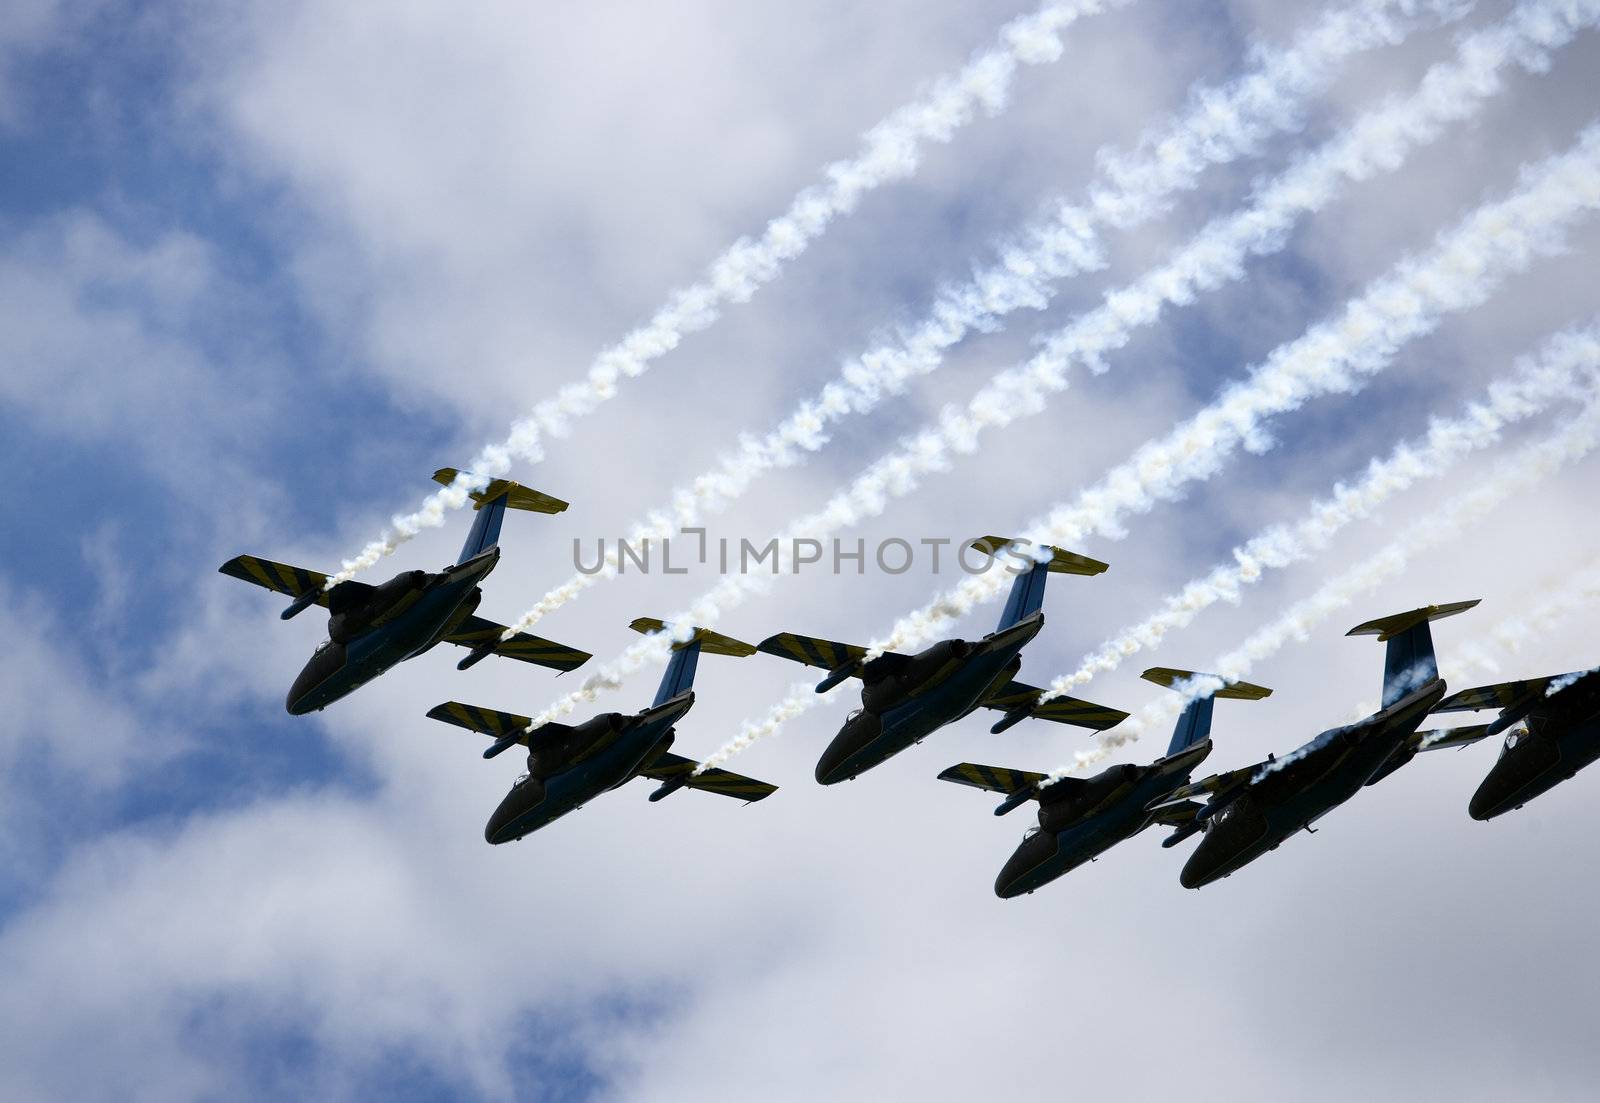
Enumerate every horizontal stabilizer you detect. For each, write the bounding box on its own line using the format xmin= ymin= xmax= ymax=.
xmin=433 ymin=468 xmax=568 ymax=514
xmin=981 ymin=678 xmax=1128 ymax=732
xmin=937 ymin=762 xmax=1045 ymax=796
xmin=629 ymin=618 xmax=757 ymax=657
xmin=1141 ymin=667 xmax=1272 ymax=700
xmin=220 ymin=555 xmax=329 ymax=601
xmin=1434 ymin=677 xmax=1555 ymax=713
xmin=969 ymin=536 xmax=1108 ymax=576
xmin=637 ymin=752 xmax=777 ymax=803
xmin=1346 ymin=600 xmax=1480 ymax=640
xmin=444 ymin=615 xmax=590 ymax=672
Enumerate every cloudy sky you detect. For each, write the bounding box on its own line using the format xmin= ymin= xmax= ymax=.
xmin=3 ymin=0 xmax=1599 ymax=1098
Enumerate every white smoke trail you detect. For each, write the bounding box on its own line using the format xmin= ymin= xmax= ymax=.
xmin=874 ymin=126 xmax=1600 ymax=658
xmin=325 ymin=0 xmax=1136 ymax=585
xmin=1452 ymin=559 xmax=1600 ymax=678
xmin=1055 ymin=395 xmax=1600 ymax=780
xmin=1044 ymin=323 xmax=1600 ymax=698
xmin=700 ymin=118 xmax=1600 ymax=763
xmin=502 ymin=0 xmax=1471 ymax=635
xmin=527 ymin=17 xmax=1600 ymax=742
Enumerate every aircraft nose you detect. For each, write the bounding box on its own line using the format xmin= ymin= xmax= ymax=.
xmin=994 ymin=830 xmax=1056 ymax=898
xmin=813 ymin=750 xmax=846 ymax=786
xmin=1467 ymin=787 xmax=1497 ymax=821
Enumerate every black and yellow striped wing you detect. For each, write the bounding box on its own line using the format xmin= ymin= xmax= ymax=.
xmin=981 ymin=679 xmax=1129 ymax=731
xmin=1414 ymin=723 xmax=1494 ymax=752
xmin=639 ymin=753 xmax=778 ymax=802
xmin=445 ymin=615 xmax=591 ymax=672
xmin=1149 ymin=799 xmax=1203 ymax=827
xmin=937 ymin=762 xmax=1044 ymax=795
xmin=426 ymin=700 xmax=534 ymax=739
xmin=757 ymin=631 xmax=869 ymax=672
xmin=1434 ymin=678 xmax=1554 ymax=713
xmin=220 ymin=554 xmax=329 ymax=602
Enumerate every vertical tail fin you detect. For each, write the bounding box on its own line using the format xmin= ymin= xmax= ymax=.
xmin=629 ymin=619 xmax=756 ymax=706
xmin=1346 ymin=600 xmax=1479 ymax=710
xmin=969 ymin=537 xmax=1108 ymax=632
xmin=1142 ymin=668 xmax=1272 ymax=757
xmin=433 ymin=468 xmax=569 ymax=565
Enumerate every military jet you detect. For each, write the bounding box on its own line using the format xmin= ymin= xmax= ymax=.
xmin=1430 ymin=664 xmax=1600 ymax=820
xmin=428 ymin=618 xmax=778 ymax=843
xmin=757 ymin=537 xmax=1128 ymax=785
xmin=220 ymin=469 xmax=590 ymax=714
xmin=939 ymin=667 xmax=1271 ymax=898
xmin=1149 ymin=601 xmax=1485 ymax=889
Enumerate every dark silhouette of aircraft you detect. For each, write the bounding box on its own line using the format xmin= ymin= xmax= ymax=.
xmin=756 ymin=537 xmax=1128 ymax=785
xmin=429 ymin=619 xmax=777 ymax=843
xmin=1149 ymin=601 xmax=1485 ymax=888
xmin=939 ymin=667 xmax=1271 ymax=898
xmin=1431 ymin=664 xmax=1600 ymax=820
xmin=220 ymin=469 xmax=590 ymax=714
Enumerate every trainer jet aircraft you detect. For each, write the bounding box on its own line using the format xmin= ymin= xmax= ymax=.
xmin=429 ymin=618 xmax=777 ymax=843
xmin=1150 ymin=601 xmax=1486 ymax=889
xmin=758 ymin=537 xmax=1128 ymax=785
xmin=1431 ymin=663 xmax=1600 ymax=820
xmin=939 ymin=667 xmax=1271 ymax=898
xmin=220 ymin=469 xmax=590 ymax=715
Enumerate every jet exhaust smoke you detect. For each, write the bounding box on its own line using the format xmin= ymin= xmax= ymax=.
xmin=704 ymin=113 xmax=1600 ymax=761
xmin=1055 ymin=395 xmax=1600 ymax=782
xmin=499 ymin=0 xmax=1471 ymax=636
xmin=1044 ymin=323 xmax=1600 ymax=700
xmin=326 ymin=0 xmax=1136 ymax=586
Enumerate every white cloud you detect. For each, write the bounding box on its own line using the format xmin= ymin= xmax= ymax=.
xmin=4 ymin=2 xmax=1600 ymax=1100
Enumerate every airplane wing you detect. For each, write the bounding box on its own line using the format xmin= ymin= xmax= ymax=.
xmin=1148 ymin=764 xmax=1258 ymax=811
xmin=1412 ymin=723 xmax=1495 ymax=752
xmin=220 ymin=554 xmax=336 ymax=604
xmin=444 ymin=615 xmax=591 ymax=672
xmin=1149 ymin=799 xmax=1204 ymax=826
xmin=426 ymin=701 xmax=578 ymax=750
xmin=637 ymin=752 xmax=777 ymax=803
xmin=979 ymin=679 xmax=1129 ymax=732
xmin=936 ymin=762 xmax=1046 ymax=795
xmin=1434 ymin=677 xmax=1556 ymax=713
xmin=757 ymin=631 xmax=874 ymax=672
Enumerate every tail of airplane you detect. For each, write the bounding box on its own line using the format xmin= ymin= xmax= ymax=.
xmin=434 ymin=468 xmax=569 ymax=565
xmin=629 ymin=618 xmax=757 ymax=706
xmin=1347 ymin=600 xmax=1479 ymax=710
xmin=1142 ymin=667 xmax=1272 ymax=757
xmin=970 ymin=536 xmax=1108 ymax=632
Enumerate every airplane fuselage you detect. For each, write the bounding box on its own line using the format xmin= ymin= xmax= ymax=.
xmin=484 ymin=694 xmax=694 ymax=843
xmin=815 ymin=614 xmax=1043 ymax=785
xmin=1469 ymin=672 xmax=1600 ymax=820
xmin=1180 ymin=680 xmax=1445 ymax=889
xmin=286 ymin=549 xmax=499 ymax=714
xmin=995 ymin=745 xmax=1209 ymax=898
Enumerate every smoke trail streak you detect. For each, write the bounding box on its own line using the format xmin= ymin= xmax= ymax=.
xmin=528 ymin=17 xmax=1600 ymax=743
xmin=1044 ymin=323 xmax=1600 ymax=699
xmin=700 ymin=117 xmax=1600 ymax=763
xmin=325 ymin=0 xmax=1136 ymax=585
xmin=1053 ymin=395 xmax=1600 ymax=781
xmin=1449 ymin=559 xmax=1600 ymax=679
xmin=502 ymin=0 xmax=1470 ymax=635
xmin=875 ymin=129 xmax=1600 ymax=658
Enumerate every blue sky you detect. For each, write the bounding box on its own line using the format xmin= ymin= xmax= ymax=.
xmin=3 ymin=1 xmax=1600 ymax=1099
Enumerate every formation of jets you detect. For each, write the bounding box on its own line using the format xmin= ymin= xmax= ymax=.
xmin=223 ymin=471 xmax=1600 ymax=894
